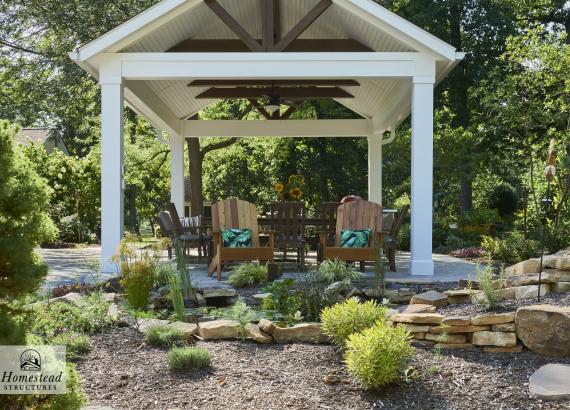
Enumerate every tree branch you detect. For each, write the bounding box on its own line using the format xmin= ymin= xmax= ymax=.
xmin=200 ymin=138 xmax=238 ymax=155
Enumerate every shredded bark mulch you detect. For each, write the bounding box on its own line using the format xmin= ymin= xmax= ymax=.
xmin=438 ymin=292 xmax=570 ymax=316
xmin=77 ymin=327 xmax=570 ymax=410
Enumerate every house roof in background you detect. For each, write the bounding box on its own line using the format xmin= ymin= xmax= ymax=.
xmin=14 ymin=128 xmax=53 ymax=145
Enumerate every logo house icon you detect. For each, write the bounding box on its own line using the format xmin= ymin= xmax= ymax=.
xmin=20 ymin=349 xmax=41 ymax=371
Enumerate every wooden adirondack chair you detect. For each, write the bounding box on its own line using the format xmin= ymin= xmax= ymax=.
xmin=208 ymin=198 xmax=275 ymax=280
xmin=315 ymin=201 xmax=341 ymax=262
xmin=270 ymin=201 xmax=306 ymax=271
xmin=383 ymin=205 xmax=409 ymax=272
xmin=320 ymin=200 xmax=382 ymax=269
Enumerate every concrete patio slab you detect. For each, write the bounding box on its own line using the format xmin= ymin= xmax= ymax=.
xmin=40 ymin=246 xmax=478 ymax=289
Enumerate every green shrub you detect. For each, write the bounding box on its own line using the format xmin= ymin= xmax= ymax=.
xmin=262 ymin=278 xmax=296 ymax=313
xmin=321 ymin=298 xmax=389 ymax=348
xmin=145 ymin=324 xmax=186 ymax=347
xmin=460 ymin=208 xmax=500 ymax=226
xmin=51 ymin=332 xmax=91 ymax=360
xmin=167 ymin=346 xmax=211 ymax=371
xmin=445 ymin=234 xmax=466 ymax=250
xmin=475 ymin=263 xmax=504 ymax=310
xmin=0 ymin=121 xmax=57 ymax=345
xmin=30 ymin=293 xmax=113 ymax=339
xmin=165 ymin=265 xmax=185 ymax=321
xmin=316 ymin=259 xmax=362 ymax=284
xmin=344 ymin=321 xmax=413 ymax=390
xmin=227 ymin=262 xmax=268 ymax=288
xmin=481 ymin=232 xmax=539 ymax=264
xmin=489 ymin=182 xmax=519 ymax=217
xmin=295 ymin=271 xmax=339 ymax=322
xmin=212 ymin=297 xmax=257 ymax=339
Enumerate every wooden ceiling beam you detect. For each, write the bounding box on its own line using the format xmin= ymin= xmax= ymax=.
xmin=188 ymin=79 xmax=360 ymax=87
xmin=262 ymin=0 xmax=274 ymax=51
xmin=273 ymin=0 xmax=281 ymax=43
xmin=273 ymin=0 xmax=332 ymax=52
xmin=196 ymin=86 xmax=354 ymax=99
xmin=167 ymin=39 xmax=372 ymax=52
xmin=248 ymin=99 xmax=273 ymax=120
xmin=204 ymin=0 xmax=262 ymax=52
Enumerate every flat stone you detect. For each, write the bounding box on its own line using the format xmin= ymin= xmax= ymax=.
xmin=252 ymin=293 xmax=272 ymax=301
xmin=544 ymin=269 xmax=570 ymax=282
xmin=50 ymin=292 xmax=87 ymax=307
xmin=441 ymin=316 xmax=471 ymax=326
xmin=137 ymin=318 xmax=170 ymax=333
xmin=516 ymin=305 xmax=570 ymax=357
xmin=471 ymin=312 xmax=515 ymax=325
xmin=195 ymin=293 xmax=207 ymax=306
xmin=514 ymin=284 xmax=550 ymax=300
xmin=107 ymin=303 xmax=120 ymax=321
xmin=102 ymin=292 xmax=117 ymax=303
xmin=402 ymin=324 xmax=431 ymax=333
xmin=397 ymin=304 xmax=437 ymax=314
xmin=244 ymin=323 xmax=273 ymax=344
xmin=375 ymin=289 xmax=414 ymax=303
xmin=492 ymin=323 xmax=516 ymax=332
xmin=201 ymin=288 xmax=237 ymax=298
xmin=425 ymin=333 xmax=467 ymax=344
xmin=345 ymin=288 xmax=364 ymax=299
xmin=430 ymin=325 xmax=490 ymax=334
xmin=434 ymin=343 xmax=475 ymax=350
xmin=390 ymin=313 xmax=444 ymax=325
xmin=411 ymin=332 xmax=425 ymax=340
xmin=410 ymin=290 xmax=448 ymax=307
xmin=551 ymin=282 xmax=570 ymax=294
xmin=472 ymin=331 xmax=517 ymax=347
xmin=170 ymin=321 xmax=199 ymax=339
xmin=541 ymin=255 xmax=570 ymax=271
xmin=483 ymin=345 xmax=523 ymax=353
xmin=529 ymin=364 xmax=570 ymax=401
xmin=199 ymin=320 xmax=242 ymax=339
xmin=268 ymin=322 xmax=328 ymax=344
xmin=505 ymin=259 xmax=540 ymax=276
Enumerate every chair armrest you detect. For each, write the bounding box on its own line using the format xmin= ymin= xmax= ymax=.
xmin=265 ymin=231 xmax=276 ymax=248
xmin=319 ymin=233 xmax=328 ymax=248
xmin=212 ymin=231 xmax=221 ymax=246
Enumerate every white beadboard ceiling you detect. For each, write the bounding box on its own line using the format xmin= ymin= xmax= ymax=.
xmin=121 ymin=0 xmax=416 ymax=119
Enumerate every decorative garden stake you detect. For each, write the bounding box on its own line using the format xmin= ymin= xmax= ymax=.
xmin=537 ymin=140 xmax=557 ymax=302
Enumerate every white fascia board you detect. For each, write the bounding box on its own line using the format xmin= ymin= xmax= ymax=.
xmin=74 ymin=0 xmax=201 ymax=62
xmin=113 ymin=52 xmax=420 ymax=80
xmin=182 ymin=119 xmax=373 ymax=137
xmin=124 ymin=80 xmax=182 ymax=136
xmin=336 ymin=0 xmax=457 ymax=61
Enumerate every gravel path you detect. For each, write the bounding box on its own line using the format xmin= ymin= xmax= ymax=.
xmin=77 ymin=327 xmax=570 ymax=410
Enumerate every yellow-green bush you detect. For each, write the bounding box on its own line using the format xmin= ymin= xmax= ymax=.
xmin=344 ymin=320 xmax=413 ymax=390
xmin=320 ymin=298 xmax=388 ymax=348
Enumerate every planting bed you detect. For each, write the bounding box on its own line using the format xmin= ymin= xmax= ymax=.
xmin=77 ymin=327 xmax=570 ymax=410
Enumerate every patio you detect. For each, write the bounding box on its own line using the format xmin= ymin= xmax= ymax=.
xmin=40 ymin=246 xmax=478 ymax=289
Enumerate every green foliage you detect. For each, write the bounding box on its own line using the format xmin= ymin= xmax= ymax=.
xmin=51 ymin=332 xmax=91 ymax=360
xmin=315 ymin=259 xmax=363 ymax=284
xmin=213 ymin=297 xmax=257 ymax=339
xmin=321 ymin=298 xmax=388 ymax=349
xmin=167 ymin=346 xmax=211 ymax=371
xmin=445 ymin=234 xmax=466 ymax=250
xmin=344 ymin=320 xmax=414 ymax=390
xmin=489 ymin=182 xmax=519 ymax=217
xmin=294 ymin=271 xmax=340 ymax=322
xmin=173 ymin=242 xmax=194 ymax=300
xmin=475 ymin=263 xmax=503 ymax=310
xmin=30 ymin=294 xmax=113 ymax=339
xmin=262 ymin=278 xmax=297 ymax=313
xmin=460 ymin=208 xmax=500 ymax=226
xmin=115 ymin=238 xmax=166 ymax=311
xmin=0 ymin=122 xmax=57 ymax=344
xmin=145 ymin=325 xmax=186 ymax=348
xmin=227 ymin=262 xmax=268 ymax=288
xmin=481 ymin=232 xmax=539 ymax=264
xmin=165 ymin=266 xmax=185 ymax=322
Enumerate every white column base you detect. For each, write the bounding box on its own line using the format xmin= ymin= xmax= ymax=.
xmin=409 ymin=259 xmax=434 ymax=276
xmin=100 ymin=259 xmax=119 ymax=274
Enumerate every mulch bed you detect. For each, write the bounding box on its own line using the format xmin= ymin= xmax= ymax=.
xmin=77 ymin=327 xmax=570 ymax=410
xmin=438 ymin=292 xmax=570 ymax=317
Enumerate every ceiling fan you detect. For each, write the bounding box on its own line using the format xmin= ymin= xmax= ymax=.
xmin=188 ymin=79 xmax=359 ymax=119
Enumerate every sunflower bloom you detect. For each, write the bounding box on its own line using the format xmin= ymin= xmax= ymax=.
xmin=290 ymin=188 xmax=302 ymax=200
xmin=275 ymin=182 xmax=284 ymax=193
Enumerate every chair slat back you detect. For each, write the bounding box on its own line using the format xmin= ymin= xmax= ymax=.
xmin=212 ymin=198 xmax=260 ymax=247
xmin=315 ymin=202 xmax=341 ymax=233
xmin=167 ymin=202 xmax=184 ymax=235
xmin=157 ymin=211 xmax=174 ymax=238
xmin=335 ymin=200 xmax=382 ymax=247
xmin=390 ymin=205 xmax=410 ymax=237
xmin=270 ymin=202 xmax=306 ymax=242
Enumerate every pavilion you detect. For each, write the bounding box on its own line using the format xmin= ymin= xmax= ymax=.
xmin=69 ymin=0 xmax=464 ymax=275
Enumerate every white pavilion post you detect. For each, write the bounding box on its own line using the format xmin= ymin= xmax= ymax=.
xmin=169 ymin=134 xmax=185 ymax=216
xmin=409 ymin=76 xmax=435 ymax=276
xmin=100 ymin=76 xmax=125 ymax=273
xmin=367 ymin=135 xmax=382 ymax=205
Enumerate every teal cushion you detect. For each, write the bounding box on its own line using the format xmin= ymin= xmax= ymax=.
xmin=340 ymin=229 xmax=371 ymax=248
xmin=221 ymin=229 xmax=252 ymax=248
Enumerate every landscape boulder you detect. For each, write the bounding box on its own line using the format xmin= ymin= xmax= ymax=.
xmin=516 ymin=305 xmax=570 ymax=357
xmin=472 ymin=331 xmax=517 ymax=347
xmin=529 ymin=364 xmax=570 ymax=401
xmin=505 ymin=259 xmax=540 ymax=276
xmin=259 ymin=319 xmax=328 ymax=344
xmin=198 ymin=319 xmax=242 ymax=340
xmin=410 ymin=290 xmax=448 ymax=307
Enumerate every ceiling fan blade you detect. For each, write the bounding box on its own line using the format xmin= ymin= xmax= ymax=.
xmin=196 ymin=86 xmax=354 ymax=99
xmin=188 ymin=79 xmax=360 ymax=87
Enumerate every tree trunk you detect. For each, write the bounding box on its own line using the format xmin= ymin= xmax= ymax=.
xmin=187 ymin=138 xmax=204 ymax=217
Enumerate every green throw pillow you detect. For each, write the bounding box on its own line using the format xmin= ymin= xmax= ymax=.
xmin=221 ymin=228 xmax=252 ymax=248
xmin=340 ymin=229 xmax=371 ymax=248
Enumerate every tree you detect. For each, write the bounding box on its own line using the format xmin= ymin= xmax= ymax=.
xmin=0 ymin=121 xmax=56 ymax=344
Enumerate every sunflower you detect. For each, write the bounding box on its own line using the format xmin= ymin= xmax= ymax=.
xmin=288 ymin=175 xmax=297 ymax=184
xmin=274 ymin=182 xmax=284 ymax=193
xmin=290 ymin=187 xmax=303 ymax=200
